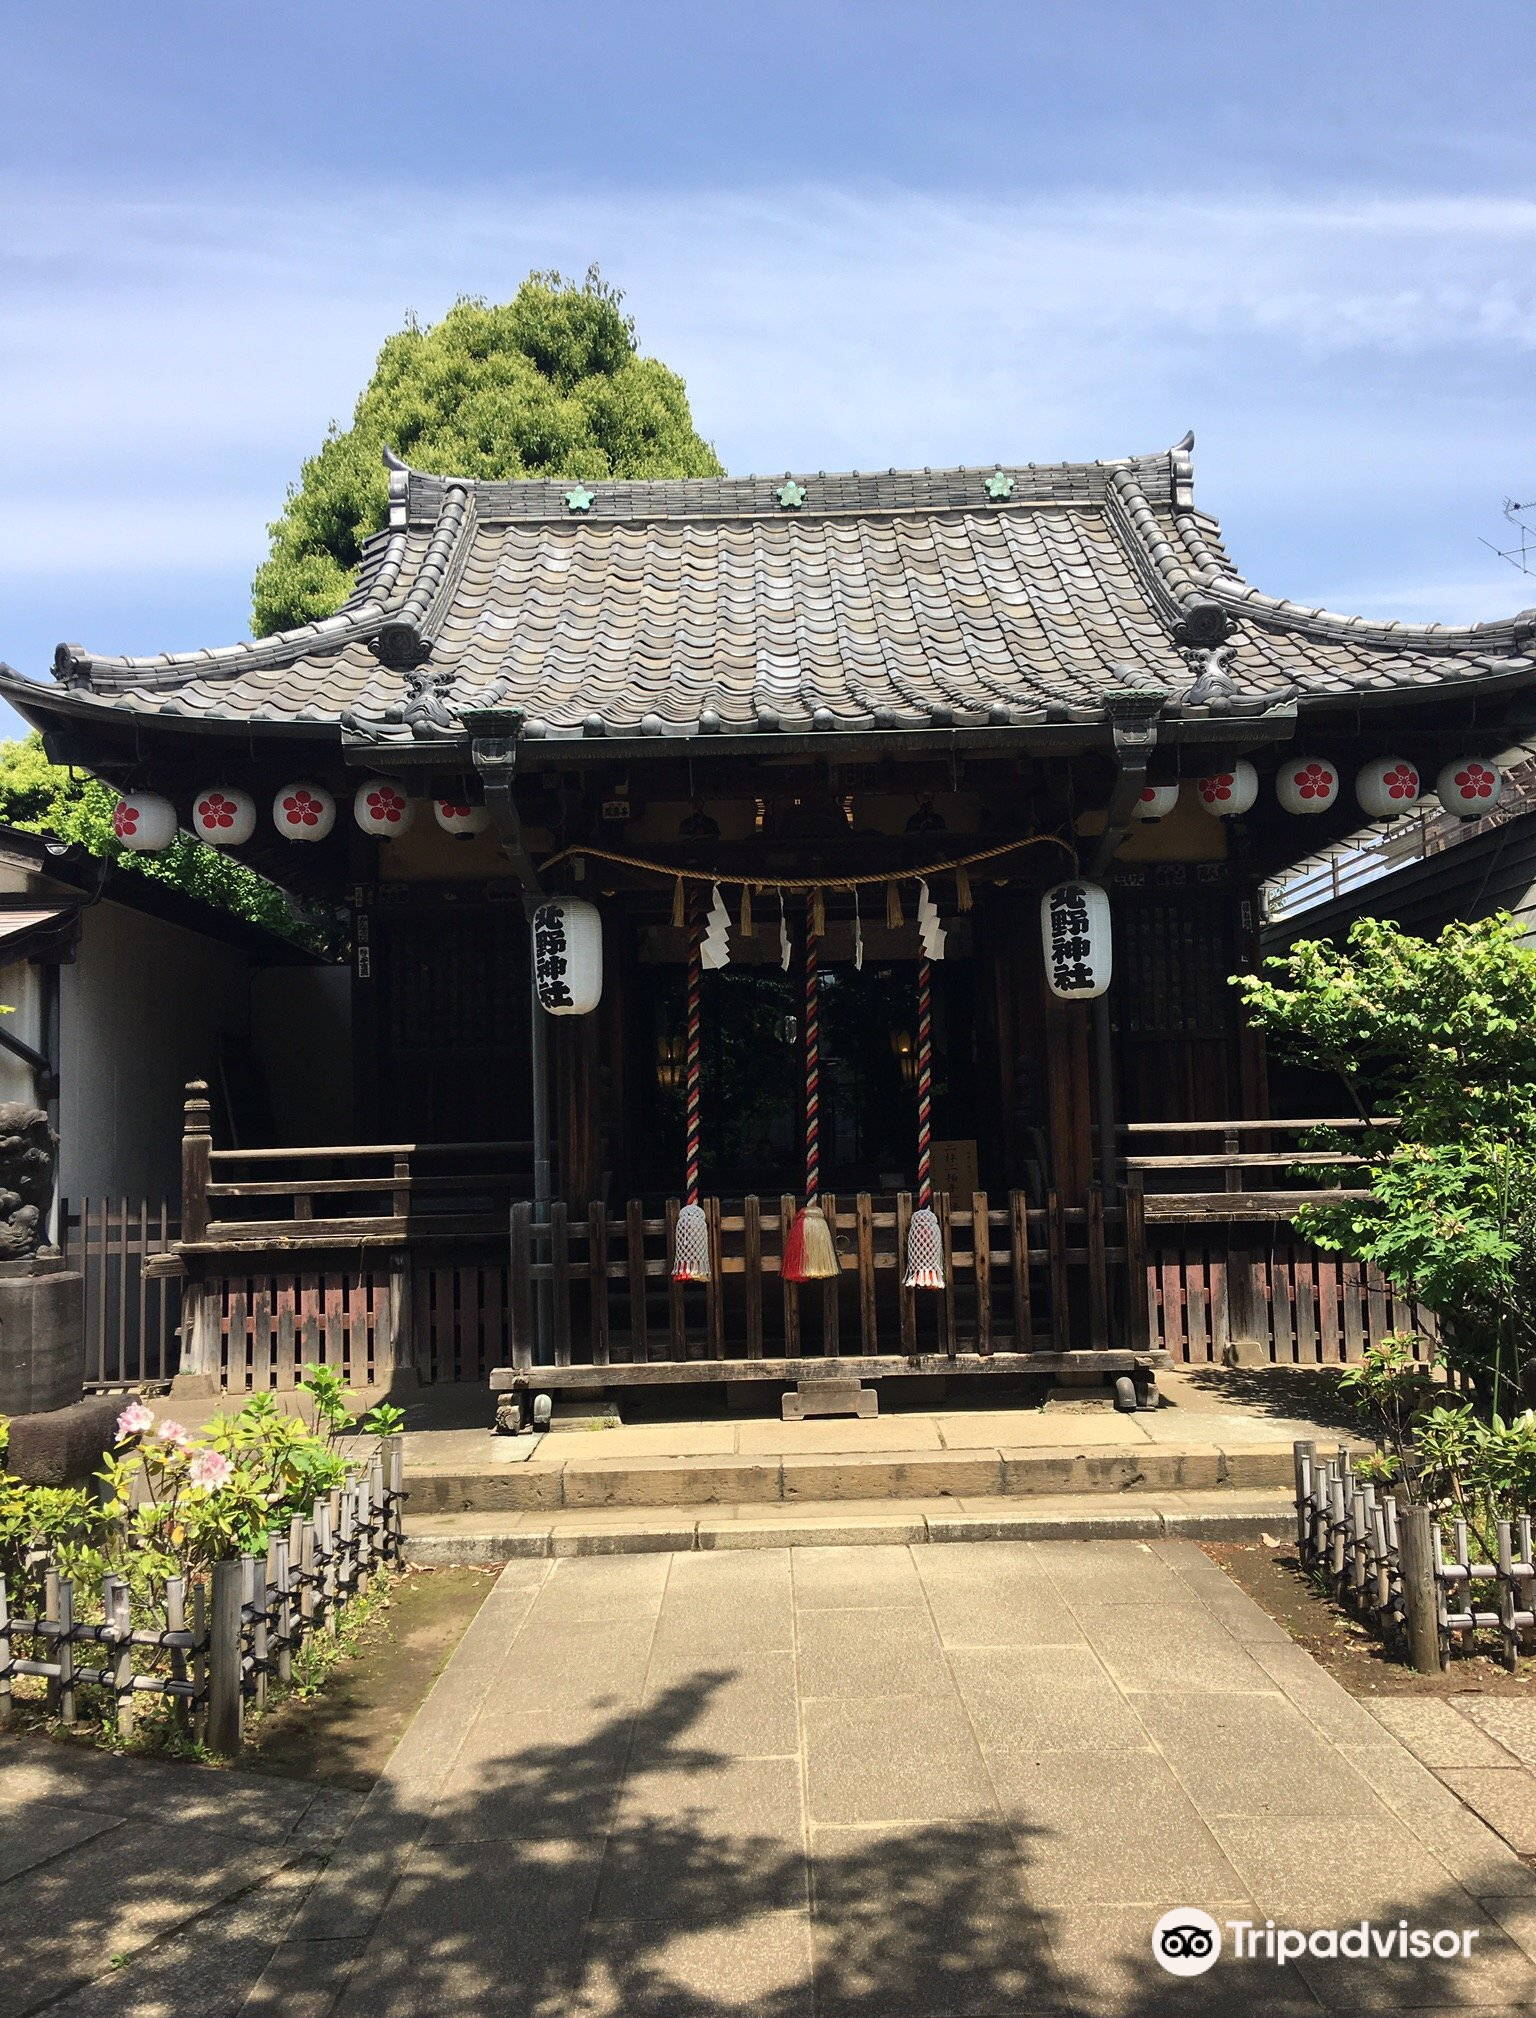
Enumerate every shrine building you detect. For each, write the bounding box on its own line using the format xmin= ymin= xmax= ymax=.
xmin=4 ymin=436 xmax=1532 ymax=1407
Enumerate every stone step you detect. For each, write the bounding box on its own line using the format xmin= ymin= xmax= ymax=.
xmin=402 ymin=1438 xmax=1329 ymax=1515
xmin=403 ymin=1488 xmax=1295 ymax=1562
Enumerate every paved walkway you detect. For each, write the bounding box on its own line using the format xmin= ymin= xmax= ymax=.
xmin=0 ymin=1738 xmax=361 ymax=2016
xmin=241 ymin=1540 xmax=1536 ymax=2016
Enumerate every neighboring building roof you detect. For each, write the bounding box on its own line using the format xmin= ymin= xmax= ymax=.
xmin=0 ymin=828 xmax=324 ymax=964
xmin=5 ymin=438 xmax=1534 ymax=751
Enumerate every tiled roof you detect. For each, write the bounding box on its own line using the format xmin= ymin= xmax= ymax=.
xmin=7 ymin=440 xmax=1534 ymax=748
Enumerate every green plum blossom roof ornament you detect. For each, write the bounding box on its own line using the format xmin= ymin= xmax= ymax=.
xmin=775 ymin=479 xmax=807 ymax=509
xmin=564 ymin=485 xmax=595 ymax=513
xmin=984 ymin=470 xmax=1015 ymax=500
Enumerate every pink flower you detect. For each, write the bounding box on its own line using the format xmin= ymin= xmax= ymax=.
xmin=156 ymin=1419 xmax=192 ymax=1448
xmin=116 ymin=1401 xmax=154 ymax=1440
xmin=187 ymin=1448 xmax=234 ymax=1492
xmin=113 ymin=802 xmax=141 ymax=839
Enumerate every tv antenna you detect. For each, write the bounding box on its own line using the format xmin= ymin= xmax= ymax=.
xmin=1481 ymin=497 xmax=1536 ymax=576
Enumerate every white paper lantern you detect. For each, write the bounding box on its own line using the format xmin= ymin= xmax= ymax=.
xmin=1275 ymin=756 xmax=1340 ymax=815
xmin=1040 ymin=879 xmax=1112 ymax=1000
xmin=1354 ymin=757 xmax=1421 ymax=820
xmin=1193 ymin=760 xmax=1258 ymax=817
xmin=1436 ymin=757 xmax=1503 ymax=818
xmin=112 ymin=792 xmax=178 ymax=854
xmin=1132 ymin=782 xmax=1181 ymax=823
xmin=532 ymin=898 xmax=603 ymax=1015
xmin=433 ymin=797 xmax=490 ymax=839
xmin=353 ymin=777 xmax=415 ymax=838
xmin=272 ymin=782 xmax=336 ymax=842
xmin=191 ymin=785 xmax=257 ymax=846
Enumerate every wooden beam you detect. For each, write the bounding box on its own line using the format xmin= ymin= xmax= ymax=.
xmin=489 ymin=1349 xmax=1171 ymax=1390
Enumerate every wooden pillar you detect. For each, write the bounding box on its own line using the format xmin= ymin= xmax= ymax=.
xmin=181 ymin=1080 xmax=212 ymax=1244
xmin=554 ymin=1010 xmax=602 ymax=1207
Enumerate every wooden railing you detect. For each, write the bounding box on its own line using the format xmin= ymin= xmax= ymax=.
xmin=187 ymin=1142 xmax=541 ymax=1249
xmin=496 ymin=1186 xmax=1138 ymax=1379
xmin=1122 ymin=1117 xmax=1394 ymax=1222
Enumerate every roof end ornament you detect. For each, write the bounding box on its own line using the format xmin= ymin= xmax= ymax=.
xmin=53 ymin=643 xmax=92 ymax=688
xmin=381 ymin=444 xmax=409 ymax=472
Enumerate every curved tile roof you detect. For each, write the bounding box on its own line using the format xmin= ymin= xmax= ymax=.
xmin=7 ymin=440 xmax=1534 ymax=748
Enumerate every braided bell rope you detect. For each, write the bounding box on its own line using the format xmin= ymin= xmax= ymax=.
xmin=804 ymin=921 xmax=820 ymax=1205
xmin=916 ymin=953 xmax=933 ymax=1210
xmin=685 ymin=897 xmax=703 ymax=1206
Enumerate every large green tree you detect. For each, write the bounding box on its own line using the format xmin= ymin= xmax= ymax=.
xmin=1237 ymin=913 xmax=1536 ymax=1404
xmin=252 ymin=268 xmax=723 ymax=633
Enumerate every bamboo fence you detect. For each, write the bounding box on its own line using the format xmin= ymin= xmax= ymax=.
xmin=1293 ymin=1438 xmax=1536 ymax=1671
xmin=0 ymin=1436 xmax=404 ymax=1753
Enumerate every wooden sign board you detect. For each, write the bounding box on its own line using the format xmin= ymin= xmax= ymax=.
xmin=932 ymin=1138 xmax=979 ymax=1199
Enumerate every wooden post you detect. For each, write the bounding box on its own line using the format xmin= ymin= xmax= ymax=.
xmin=0 ymin=1574 xmax=11 ymax=1729
xmin=207 ymin=1559 xmax=244 ymax=1755
xmin=109 ymin=1578 xmax=135 ymax=1741
xmin=181 ymin=1081 xmax=212 ymax=1246
xmin=1293 ymin=1440 xmax=1315 ymax=1558
xmin=1123 ymin=1171 xmax=1149 ymax=1352
xmin=1396 ymin=1493 xmax=1443 ymax=1674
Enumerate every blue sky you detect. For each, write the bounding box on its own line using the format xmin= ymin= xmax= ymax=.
xmin=3 ymin=2 xmax=1534 ymax=737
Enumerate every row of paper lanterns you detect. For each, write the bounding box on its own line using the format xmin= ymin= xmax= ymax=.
xmin=109 ymin=778 xmax=491 ymax=853
xmin=1133 ymin=755 xmax=1503 ymax=824
xmin=110 ymin=752 xmax=1507 ymax=856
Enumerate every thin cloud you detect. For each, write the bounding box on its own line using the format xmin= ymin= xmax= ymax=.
xmin=1 ymin=181 xmax=1532 ymax=638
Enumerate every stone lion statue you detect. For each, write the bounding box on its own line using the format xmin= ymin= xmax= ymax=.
xmin=0 ymin=1104 xmax=57 ymax=1259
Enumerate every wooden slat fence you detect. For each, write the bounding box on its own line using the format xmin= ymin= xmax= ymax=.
xmin=495 ymin=1186 xmax=1118 ymax=1378
xmin=1145 ymin=1231 xmax=1438 ymax=1366
xmin=62 ymin=1197 xmax=182 ymax=1388
xmin=214 ymin=1262 xmax=403 ymax=1393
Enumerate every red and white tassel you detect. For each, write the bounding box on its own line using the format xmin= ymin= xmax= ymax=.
xmin=783 ymin=912 xmax=838 ymax=1282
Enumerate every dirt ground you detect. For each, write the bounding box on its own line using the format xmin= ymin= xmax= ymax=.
xmin=1206 ymin=1538 xmax=1536 ymax=1701
xmin=243 ymin=1564 xmax=498 ymax=1788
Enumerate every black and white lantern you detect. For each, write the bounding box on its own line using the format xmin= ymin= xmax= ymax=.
xmin=1436 ymin=757 xmax=1502 ymax=818
xmin=1275 ymin=756 xmax=1340 ymax=815
xmin=112 ymin=792 xmax=178 ymax=854
xmin=433 ymin=798 xmax=490 ymax=839
xmin=272 ymin=782 xmax=336 ymax=842
xmin=532 ymin=898 xmax=603 ymax=1016
xmin=1041 ymin=879 xmax=1112 ymax=1000
xmin=191 ymin=785 xmax=257 ymax=846
xmin=1194 ymin=761 xmax=1258 ymax=817
xmin=1133 ymin=782 xmax=1181 ymax=823
xmin=353 ymin=777 xmax=415 ymax=838
xmin=1355 ymin=757 xmax=1421 ymax=819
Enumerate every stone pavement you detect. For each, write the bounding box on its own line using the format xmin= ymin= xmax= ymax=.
xmin=241 ymin=1540 xmax=1536 ymax=2016
xmin=0 ymin=1736 xmax=362 ymax=2016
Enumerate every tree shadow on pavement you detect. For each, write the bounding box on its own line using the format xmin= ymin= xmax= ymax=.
xmin=290 ymin=1671 xmax=1536 ymax=2018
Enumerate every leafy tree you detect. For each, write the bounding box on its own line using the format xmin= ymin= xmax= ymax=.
xmin=252 ymin=268 xmax=723 ymax=633
xmin=0 ymin=734 xmax=312 ymax=943
xmin=1237 ymin=913 xmax=1536 ymax=1407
